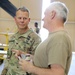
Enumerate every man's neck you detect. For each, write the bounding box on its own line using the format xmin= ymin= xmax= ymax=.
xmin=49 ymin=25 xmax=64 ymax=33
xmin=18 ymin=28 xmax=29 ymax=34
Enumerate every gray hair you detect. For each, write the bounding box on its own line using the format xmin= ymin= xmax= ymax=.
xmin=49 ymin=1 xmax=69 ymax=23
xmin=16 ymin=6 xmax=30 ymax=16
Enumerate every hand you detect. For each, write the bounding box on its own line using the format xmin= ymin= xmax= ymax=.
xmin=19 ymin=58 xmax=33 ymax=73
xmin=12 ymin=49 xmax=21 ymax=58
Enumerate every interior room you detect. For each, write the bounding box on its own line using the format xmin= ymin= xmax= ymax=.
xmin=0 ymin=0 xmax=75 ymax=75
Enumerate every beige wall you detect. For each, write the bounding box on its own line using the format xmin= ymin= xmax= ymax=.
xmin=65 ymin=23 xmax=75 ymax=52
xmin=0 ymin=0 xmax=75 ymax=52
xmin=0 ymin=0 xmax=42 ymax=44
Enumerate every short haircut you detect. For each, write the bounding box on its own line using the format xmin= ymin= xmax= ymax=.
xmin=16 ymin=6 xmax=30 ymax=16
xmin=48 ymin=1 xmax=69 ymax=23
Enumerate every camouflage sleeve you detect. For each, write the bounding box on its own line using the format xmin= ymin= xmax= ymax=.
xmin=1 ymin=67 xmax=8 ymax=75
xmin=7 ymin=35 xmax=15 ymax=59
xmin=29 ymin=34 xmax=41 ymax=55
xmin=1 ymin=36 xmax=15 ymax=75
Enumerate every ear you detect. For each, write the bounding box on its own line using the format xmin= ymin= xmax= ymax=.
xmin=29 ymin=18 xmax=31 ymax=22
xmin=51 ymin=10 xmax=56 ymax=19
xmin=14 ymin=16 xmax=16 ymax=21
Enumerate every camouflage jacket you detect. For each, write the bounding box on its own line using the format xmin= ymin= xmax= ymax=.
xmin=2 ymin=29 xmax=41 ymax=75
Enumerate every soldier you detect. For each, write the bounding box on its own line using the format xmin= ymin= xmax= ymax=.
xmin=1 ymin=7 xmax=41 ymax=75
xmin=34 ymin=22 xmax=40 ymax=34
xmin=14 ymin=2 xmax=72 ymax=75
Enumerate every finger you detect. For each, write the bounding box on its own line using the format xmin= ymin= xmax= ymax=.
xmin=19 ymin=59 xmax=26 ymax=66
xmin=12 ymin=49 xmax=17 ymax=53
xmin=15 ymin=53 xmax=19 ymax=58
xmin=19 ymin=58 xmax=23 ymax=63
xmin=19 ymin=65 xmax=25 ymax=71
xmin=18 ymin=56 xmax=21 ymax=60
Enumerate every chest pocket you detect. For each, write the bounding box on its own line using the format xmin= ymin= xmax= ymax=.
xmin=19 ymin=35 xmax=35 ymax=53
xmin=9 ymin=35 xmax=34 ymax=53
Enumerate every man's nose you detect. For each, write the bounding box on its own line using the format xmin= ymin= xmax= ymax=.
xmin=21 ymin=18 xmax=24 ymax=21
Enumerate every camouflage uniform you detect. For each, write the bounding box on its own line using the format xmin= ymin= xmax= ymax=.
xmin=2 ymin=29 xmax=41 ymax=75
